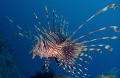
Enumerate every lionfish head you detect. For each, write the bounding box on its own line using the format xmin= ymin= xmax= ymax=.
xmin=30 ymin=34 xmax=60 ymax=59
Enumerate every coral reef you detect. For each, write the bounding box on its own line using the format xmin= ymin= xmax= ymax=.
xmin=30 ymin=65 xmax=73 ymax=78
xmin=53 ymin=75 xmax=72 ymax=78
xmin=107 ymin=67 xmax=120 ymax=76
xmin=0 ymin=35 xmax=23 ymax=78
xmin=97 ymin=74 xmax=117 ymax=78
xmin=30 ymin=67 xmax=55 ymax=78
xmin=97 ymin=67 xmax=120 ymax=78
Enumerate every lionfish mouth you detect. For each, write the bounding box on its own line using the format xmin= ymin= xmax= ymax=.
xmin=7 ymin=4 xmax=119 ymax=78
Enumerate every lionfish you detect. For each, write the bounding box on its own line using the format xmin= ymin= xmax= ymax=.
xmin=7 ymin=4 xmax=120 ymax=78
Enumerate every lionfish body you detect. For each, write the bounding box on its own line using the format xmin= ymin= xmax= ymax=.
xmin=7 ymin=4 xmax=120 ymax=78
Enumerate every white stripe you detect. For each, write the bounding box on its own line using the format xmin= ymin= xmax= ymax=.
xmin=111 ymin=36 xmax=117 ymax=39
xmin=105 ymin=45 xmax=110 ymax=49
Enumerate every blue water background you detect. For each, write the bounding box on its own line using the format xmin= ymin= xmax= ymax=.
xmin=0 ymin=0 xmax=120 ymax=78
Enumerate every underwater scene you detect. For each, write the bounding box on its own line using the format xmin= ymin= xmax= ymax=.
xmin=0 ymin=0 xmax=120 ymax=78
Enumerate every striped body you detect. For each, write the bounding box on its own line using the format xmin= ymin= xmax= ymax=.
xmin=7 ymin=4 xmax=120 ymax=78
xmin=31 ymin=32 xmax=68 ymax=58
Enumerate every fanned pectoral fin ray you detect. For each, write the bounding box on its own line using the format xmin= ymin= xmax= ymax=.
xmin=66 ymin=4 xmax=118 ymax=41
